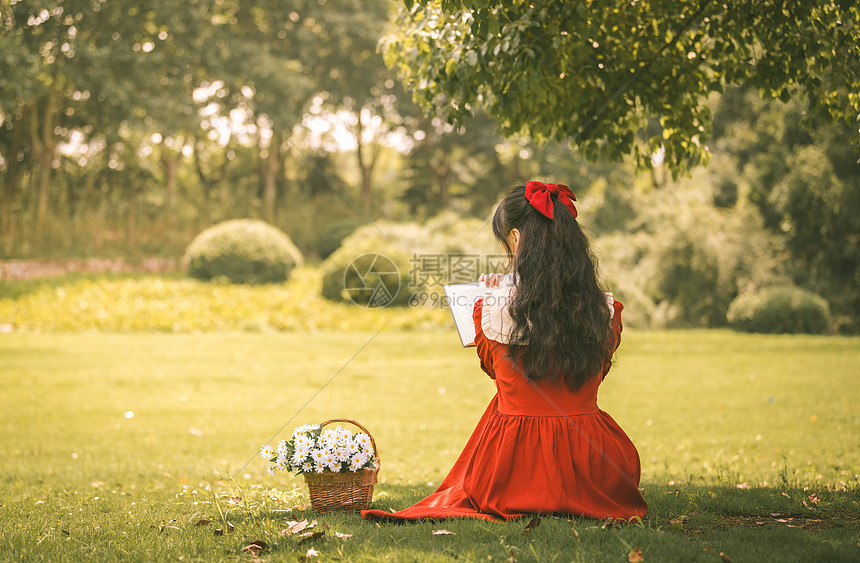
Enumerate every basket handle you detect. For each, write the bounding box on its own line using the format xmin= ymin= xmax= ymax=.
xmin=320 ymin=418 xmax=379 ymax=467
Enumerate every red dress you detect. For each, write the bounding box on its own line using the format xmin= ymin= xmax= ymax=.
xmin=361 ymin=299 xmax=647 ymax=522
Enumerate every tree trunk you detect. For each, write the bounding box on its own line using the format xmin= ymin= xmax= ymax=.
xmin=436 ymin=151 xmax=451 ymax=209
xmin=1 ymin=108 xmax=24 ymax=251
xmin=160 ymin=141 xmax=181 ymax=231
xmin=126 ymin=194 xmax=137 ymax=247
xmin=262 ymin=132 xmax=282 ymax=224
xmin=355 ymin=110 xmax=379 ymax=211
xmin=30 ymin=86 xmax=60 ymax=241
xmin=192 ymin=136 xmax=230 ymax=229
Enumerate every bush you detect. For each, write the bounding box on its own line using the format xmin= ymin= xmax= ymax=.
xmin=319 ymin=212 xmax=498 ymax=307
xmin=320 ymin=222 xmax=417 ymax=307
xmin=184 ymin=219 xmax=303 ymax=284
xmin=726 ymin=285 xmax=831 ymax=334
xmin=316 ymin=218 xmax=366 ymax=260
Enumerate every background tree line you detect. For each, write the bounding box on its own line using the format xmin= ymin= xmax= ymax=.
xmin=1 ymin=0 xmax=857 ymax=331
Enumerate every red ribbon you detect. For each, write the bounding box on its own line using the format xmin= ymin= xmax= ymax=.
xmin=524 ymin=181 xmax=578 ymax=220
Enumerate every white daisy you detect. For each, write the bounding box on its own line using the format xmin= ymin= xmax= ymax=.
xmin=310 ymin=448 xmax=326 ymax=465
xmin=322 ymin=452 xmax=337 ymax=469
xmin=292 ymin=446 xmax=309 ymax=466
xmin=259 ymin=444 xmax=274 ymax=460
xmin=337 ymin=428 xmax=353 ymax=445
xmin=295 ymin=435 xmax=315 ymax=450
xmin=353 ymin=451 xmax=369 ymax=466
xmin=266 ymin=463 xmax=277 ymax=476
xmin=334 ymin=446 xmax=350 ymax=462
xmin=301 ymin=461 xmax=314 ymax=473
xmin=354 ymin=433 xmax=372 ymax=450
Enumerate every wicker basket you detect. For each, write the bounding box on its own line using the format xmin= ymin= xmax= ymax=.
xmin=302 ymin=419 xmax=379 ymax=513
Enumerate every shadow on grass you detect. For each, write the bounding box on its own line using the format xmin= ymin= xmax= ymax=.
xmin=194 ymin=480 xmax=860 ymax=562
xmin=358 ymin=482 xmax=859 ymax=531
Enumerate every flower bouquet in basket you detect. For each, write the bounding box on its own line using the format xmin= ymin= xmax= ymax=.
xmin=260 ymin=418 xmax=379 ymax=512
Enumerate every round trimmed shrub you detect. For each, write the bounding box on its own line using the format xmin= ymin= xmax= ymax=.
xmin=184 ymin=219 xmax=303 ymax=284
xmin=319 ymin=212 xmax=498 ymax=307
xmin=320 ymin=222 xmax=417 ymax=307
xmin=317 ymin=218 xmax=365 ymax=259
xmin=726 ymin=285 xmax=831 ymax=334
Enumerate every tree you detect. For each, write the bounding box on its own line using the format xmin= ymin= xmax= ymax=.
xmin=710 ymin=86 xmax=860 ymax=332
xmin=0 ymin=0 xmax=214 ymax=247
xmin=400 ymin=112 xmax=508 ymax=217
xmin=384 ymin=0 xmax=860 ymax=176
xmin=308 ymin=0 xmax=415 ymax=211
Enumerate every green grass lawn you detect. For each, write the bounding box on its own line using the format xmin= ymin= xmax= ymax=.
xmin=1 ymin=328 xmax=858 ymax=562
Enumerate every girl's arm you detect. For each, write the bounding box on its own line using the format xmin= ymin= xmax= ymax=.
xmin=472 ymin=298 xmax=496 ymax=379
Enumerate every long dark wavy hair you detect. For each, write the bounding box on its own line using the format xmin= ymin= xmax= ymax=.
xmin=492 ymin=184 xmax=614 ymax=390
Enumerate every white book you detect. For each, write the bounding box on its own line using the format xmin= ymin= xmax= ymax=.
xmin=443 ymin=282 xmax=487 ymax=347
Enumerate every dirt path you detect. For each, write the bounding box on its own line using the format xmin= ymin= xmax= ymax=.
xmin=0 ymin=257 xmax=179 ymax=280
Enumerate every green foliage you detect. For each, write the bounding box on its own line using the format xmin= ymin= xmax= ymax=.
xmin=727 ymin=285 xmax=832 ymax=334
xmin=315 ymin=218 xmax=367 ymax=260
xmin=0 ymin=268 xmax=450 ymax=332
xmin=711 ymin=86 xmax=860 ymax=333
xmin=385 ymin=1 xmax=860 ymax=176
xmin=594 ymin=175 xmax=784 ymax=328
xmin=184 ymin=220 xmax=303 ymax=285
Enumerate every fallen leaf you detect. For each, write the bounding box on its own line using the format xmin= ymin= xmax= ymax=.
xmin=194 ymin=519 xmax=211 ymax=526
xmin=781 ymin=492 xmax=790 ymax=498
xmin=720 ymin=552 xmax=732 ymax=563
xmin=282 ymin=520 xmax=314 ymax=535
xmin=226 ymin=496 xmax=242 ymax=505
xmin=299 ymin=531 xmax=326 ymax=543
xmin=628 ymin=547 xmax=644 ymax=562
xmin=601 ymin=517 xmax=622 ymax=530
xmin=305 ymin=547 xmax=319 ymax=557
xmin=432 ymin=529 xmax=456 ymax=535
xmin=214 ymin=522 xmax=234 ymax=536
xmin=809 ymin=493 xmax=820 ymax=504
xmin=241 ymin=541 xmax=268 ymax=556
xmin=522 ymin=517 xmax=541 ymax=536
xmin=335 ymin=532 xmax=352 ymax=539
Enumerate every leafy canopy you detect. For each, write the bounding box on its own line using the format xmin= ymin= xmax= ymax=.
xmin=385 ymin=0 xmax=860 ymax=175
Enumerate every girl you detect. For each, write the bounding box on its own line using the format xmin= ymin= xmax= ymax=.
xmin=361 ymin=182 xmax=647 ymax=522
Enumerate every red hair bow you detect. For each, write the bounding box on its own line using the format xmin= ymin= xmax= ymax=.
xmin=524 ymin=181 xmax=578 ymax=219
